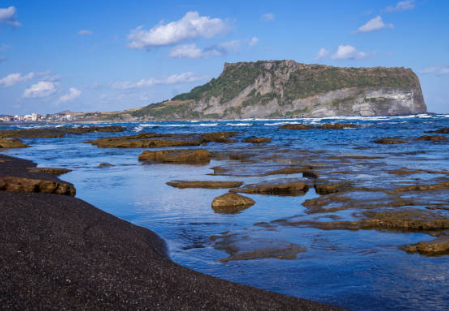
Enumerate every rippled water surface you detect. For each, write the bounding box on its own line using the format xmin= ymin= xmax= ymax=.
xmin=2 ymin=114 xmax=449 ymax=311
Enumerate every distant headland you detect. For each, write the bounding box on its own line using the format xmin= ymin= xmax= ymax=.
xmin=2 ymin=61 xmax=427 ymax=123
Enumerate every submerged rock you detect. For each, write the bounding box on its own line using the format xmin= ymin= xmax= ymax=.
xmin=374 ymin=138 xmax=406 ymax=144
xmin=138 ymin=149 xmax=211 ymax=164
xmin=211 ymin=232 xmax=306 ymax=262
xmin=98 ymin=163 xmax=115 ymax=168
xmin=285 ymin=209 xmax=449 ymax=232
xmin=427 ymin=127 xmax=449 ymax=134
xmin=167 ymin=180 xmax=243 ymax=189
xmin=0 ymin=176 xmax=75 ymax=196
xmin=231 ymin=180 xmax=309 ymax=196
xmin=211 ymin=193 xmax=255 ymax=213
xmin=413 ymin=135 xmax=448 ymax=141
xmin=402 ymin=235 xmax=449 ymax=256
xmin=0 ymin=138 xmax=29 ymax=149
xmin=263 ymin=167 xmax=307 ymax=176
xmin=27 ymin=167 xmax=72 ymax=176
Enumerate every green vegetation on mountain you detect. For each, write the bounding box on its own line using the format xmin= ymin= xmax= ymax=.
xmin=125 ymin=60 xmax=425 ymax=120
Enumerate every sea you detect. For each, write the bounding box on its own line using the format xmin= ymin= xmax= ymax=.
xmin=1 ymin=114 xmax=449 ymax=311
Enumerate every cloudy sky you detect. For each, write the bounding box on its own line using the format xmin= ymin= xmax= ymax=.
xmin=0 ymin=0 xmax=448 ymax=115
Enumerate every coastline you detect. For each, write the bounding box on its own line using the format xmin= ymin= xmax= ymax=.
xmin=0 ymin=154 xmax=346 ymax=310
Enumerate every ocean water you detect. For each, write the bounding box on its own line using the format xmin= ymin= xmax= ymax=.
xmin=2 ymin=114 xmax=449 ymax=311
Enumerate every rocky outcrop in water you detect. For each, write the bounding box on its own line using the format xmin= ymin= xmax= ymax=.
xmin=0 ymin=176 xmax=76 ymax=196
xmin=0 ymin=138 xmax=29 ymax=149
xmin=167 ymin=180 xmax=243 ymax=189
xmin=127 ymin=60 xmax=426 ymax=120
xmin=211 ymin=193 xmax=255 ymax=213
xmin=138 ymin=149 xmax=211 ymax=164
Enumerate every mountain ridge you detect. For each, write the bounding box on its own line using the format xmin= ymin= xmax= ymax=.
xmin=108 ymin=60 xmax=427 ymax=120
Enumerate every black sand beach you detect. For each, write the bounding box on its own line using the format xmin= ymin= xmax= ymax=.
xmin=0 ymin=154 xmax=345 ymax=310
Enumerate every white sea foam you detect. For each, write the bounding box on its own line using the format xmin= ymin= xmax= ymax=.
xmin=226 ymin=123 xmax=252 ymax=126
xmin=263 ymin=122 xmax=302 ymax=126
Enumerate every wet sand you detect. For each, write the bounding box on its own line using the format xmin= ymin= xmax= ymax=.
xmin=0 ymin=154 xmax=345 ymax=310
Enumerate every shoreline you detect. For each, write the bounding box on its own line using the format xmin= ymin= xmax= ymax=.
xmin=0 ymin=154 xmax=346 ymax=310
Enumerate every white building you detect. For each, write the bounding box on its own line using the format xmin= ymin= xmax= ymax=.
xmin=31 ymin=113 xmax=39 ymax=121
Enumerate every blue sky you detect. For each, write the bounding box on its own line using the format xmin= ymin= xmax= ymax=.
xmin=0 ymin=0 xmax=448 ymax=115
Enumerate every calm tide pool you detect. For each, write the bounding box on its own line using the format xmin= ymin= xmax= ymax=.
xmin=2 ymin=115 xmax=449 ymax=311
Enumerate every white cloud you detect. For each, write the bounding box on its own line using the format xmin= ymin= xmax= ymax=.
xmin=0 ymin=72 xmax=34 ymax=87
xmin=419 ymin=66 xmax=449 ymax=76
xmin=0 ymin=6 xmax=20 ymax=26
xmin=170 ymin=40 xmax=240 ymax=59
xmin=59 ymin=87 xmax=82 ymax=103
xmin=386 ymin=0 xmax=415 ymax=12
xmin=128 ymin=11 xmax=229 ymax=49
xmin=111 ymin=72 xmax=207 ymax=89
xmin=331 ymin=45 xmax=369 ymax=60
xmin=249 ymin=37 xmax=259 ymax=46
xmin=315 ymin=48 xmax=330 ymax=60
xmin=356 ymin=16 xmax=393 ymax=33
xmin=170 ymin=44 xmax=203 ymax=59
xmin=78 ymin=30 xmax=93 ymax=36
xmin=22 ymin=81 xmax=57 ymax=99
xmin=261 ymin=13 xmax=275 ymax=22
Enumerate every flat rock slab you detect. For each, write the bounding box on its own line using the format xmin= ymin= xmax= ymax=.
xmin=138 ymin=149 xmax=211 ymax=164
xmin=27 ymin=167 xmax=72 ymax=176
xmin=231 ymin=181 xmax=309 ymax=196
xmin=167 ymin=180 xmax=243 ymax=189
xmin=90 ymin=131 xmax=238 ymax=148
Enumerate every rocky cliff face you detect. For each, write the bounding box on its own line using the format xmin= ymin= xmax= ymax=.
xmin=131 ymin=60 xmax=426 ymax=119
